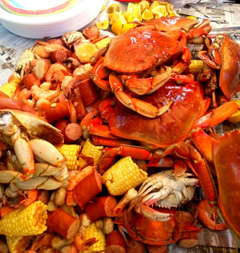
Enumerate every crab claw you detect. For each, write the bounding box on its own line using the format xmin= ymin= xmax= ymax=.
xmin=29 ymin=139 xmax=66 ymax=167
xmin=139 ymin=205 xmax=173 ymax=222
xmin=197 ymin=199 xmax=227 ymax=231
xmin=109 ymin=72 xmax=173 ymax=118
xmin=14 ymin=137 xmax=35 ymax=174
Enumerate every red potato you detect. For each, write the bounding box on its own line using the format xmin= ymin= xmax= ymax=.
xmin=22 ymin=73 xmax=41 ymax=90
xmin=51 ymin=50 xmax=68 ymax=63
xmin=47 ymin=209 xmax=80 ymax=240
xmin=64 ymin=123 xmax=82 ymax=143
xmin=78 ymin=79 xmax=98 ymax=106
xmin=86 ymin=196 xmax=117 ymax=222
xmin=106 ymin=230 xmax=126 ymax=253
xmin=73 ymin=170 xmax=102 ymax=209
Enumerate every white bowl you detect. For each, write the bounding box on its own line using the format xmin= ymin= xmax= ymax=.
xmin=0 ymin=0 xmax=103 ymax=38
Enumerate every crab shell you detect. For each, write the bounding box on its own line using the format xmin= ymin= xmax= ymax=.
xmin=218 ymin=37 xmax=240 ymax=100
xmin=123 ymin=210 xmax=176 ymax=246
xmin=0 ymin=109 xmax=63 ymax=146
xmin=108 ymin=80 xmax=210 ymax=148
xmin=213 ymin=129 xmax=240 ymax=238
xmin=138 ymin=16 xmax=200 ymax=32
xmin=122 ymin=209 xmax=200 ymax=246
xmin=104 ymin=29 xmax=183 ymax=74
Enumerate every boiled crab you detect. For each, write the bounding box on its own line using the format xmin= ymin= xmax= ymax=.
xmin=198 ymin=34 xmax=240 ymax=103
xmin=0 ymin=109 xmax=65 ymax=174
xmin=91 ymin=80 xmax=237 ymax=149
xmin=91 ymin=27 xmax=192 ymax=118
xmin=128 ymin=170 xmax=199 ymax=221
xmin=119 ymin=209 xmax=201 ymax=250
xmin=135 ymin=16 xmax=211 ymax=44
xmin=191 ymin=128 xmax=240 ymax=238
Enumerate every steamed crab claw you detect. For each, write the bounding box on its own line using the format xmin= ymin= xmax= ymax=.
xmin=129 ymin=170 xmax=198 ymax=221
xmin=198 ymin=35 xmax=240 ymax=100
xmin=191 ymin=129 xmax=240 ymax=237
xmin=0 ymin=109 xmax=64 ymax=174
xmin=197 ymin=199 xmax=227 ymax=231
xmin=109 ymin=72 xmax=173 ymax=118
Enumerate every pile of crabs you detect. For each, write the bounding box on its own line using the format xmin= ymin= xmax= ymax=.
xmin=0 ymin=15 xmax=240 ymax=252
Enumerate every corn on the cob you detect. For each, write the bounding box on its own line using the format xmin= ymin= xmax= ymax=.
xmin=0 ymin=76 xmax=20 ymax=98
xmin=6 ymin=236 xmax=33 ymax=253
xmin=84 ymin=222 xmax=106 ymax=253
xmin=78 ymin=139 xmax=104 ymax=168
xmin=188 ymin=60 xmax=203 ymax=75
xmin=0 ymin=201 xmax=48 ymax=237
xmin=102 ymin=156 xmax=148 ymax=196
xmin=58 ymin=144 xmax=82 ymax=170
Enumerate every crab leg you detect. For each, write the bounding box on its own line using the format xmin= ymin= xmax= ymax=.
xmin=29 ymin=139 xmax=66 ymax=167
xmin=139 ymin=205 xmax=173 ymax=222
xmin=109 ymin=72 xmax=173 ymax=118
xmin=194 ymin=101 xmax=238 ymax=128
xmin=187 ymin=20 xmax=212 ymax=44
xmin=124 ymin=67 xmax=171 ymax=95
xmin=197 ymin=199 xmax=227 ymax=231
xmin=14 ymin=137 xmax=35 ymax=174
xmin=90 ymin=57 xmax=111 ymax=91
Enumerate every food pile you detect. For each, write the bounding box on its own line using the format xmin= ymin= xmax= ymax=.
xmin=0 ymin=0 xmax=240 ymax=252
xmin=97 ymin=1 xmax=178 ymax=34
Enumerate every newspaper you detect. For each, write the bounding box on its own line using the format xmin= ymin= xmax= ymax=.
xmin=0 ymin=0 xmax=240 ymax=251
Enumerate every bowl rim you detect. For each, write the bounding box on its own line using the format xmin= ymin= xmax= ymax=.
xmin=0 ymin=0 xmax=96 ymax=25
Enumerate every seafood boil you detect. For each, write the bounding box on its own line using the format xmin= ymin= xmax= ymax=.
xmin=0 ymin=2 xmax=240 ymax=253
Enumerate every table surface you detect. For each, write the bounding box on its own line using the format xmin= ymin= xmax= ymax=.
xmin=0 ymin=1 xmax=240 ymax=251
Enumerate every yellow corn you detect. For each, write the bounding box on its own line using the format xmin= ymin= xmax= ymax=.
xmin=0 ymin=201 xmax=48 ymax=237
xmin=102 ymin=156 xmax=148 ymax=196
xmin=188 ymin=60 xmax=204 ymax=75
xmin=6 ymin=236 xmax=33 ymax=253
xmin=78 ymin=139 xmax=104 ymax=168
xmin=0 ymin=76 xmax=20 ymax=98
xmin=84 ymin=223 xmax=106 ymax=253
xmin=58 ymin=144 xmax=82 ymax=170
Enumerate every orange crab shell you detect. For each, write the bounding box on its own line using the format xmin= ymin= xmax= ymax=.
xmin=108 ymin=80 xmax=210 ymax=148
xmin=213 ymin=129 xmax=240 ymax=238
xmin=219 ymin=37 xmax=240 ymax=100
xmin=123 ymin=210 xmax=176 ymax=246
xmin=138 ymin=17 xmax=200 ymax=32
xmin=104 ymin=29 xmax=183 ymax=74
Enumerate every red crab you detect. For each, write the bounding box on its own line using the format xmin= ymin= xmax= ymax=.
xmin=118 ymin=209 xmax=201 ymax=252
xmin=94 ymin=80 xmax=237 ymax=149
xmin=191 ymin=128 xmax=240 ymax=238
xmin=91 ymin=27 xmax=193 ymax=118
xmin=198 ymin=34 xmax=240 ymax=105
xmin=135 ymin=16 xmax=211 ymax=44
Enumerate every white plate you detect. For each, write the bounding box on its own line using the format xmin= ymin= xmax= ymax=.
xmin=0 ymin=0 xmax=103 ymax=38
